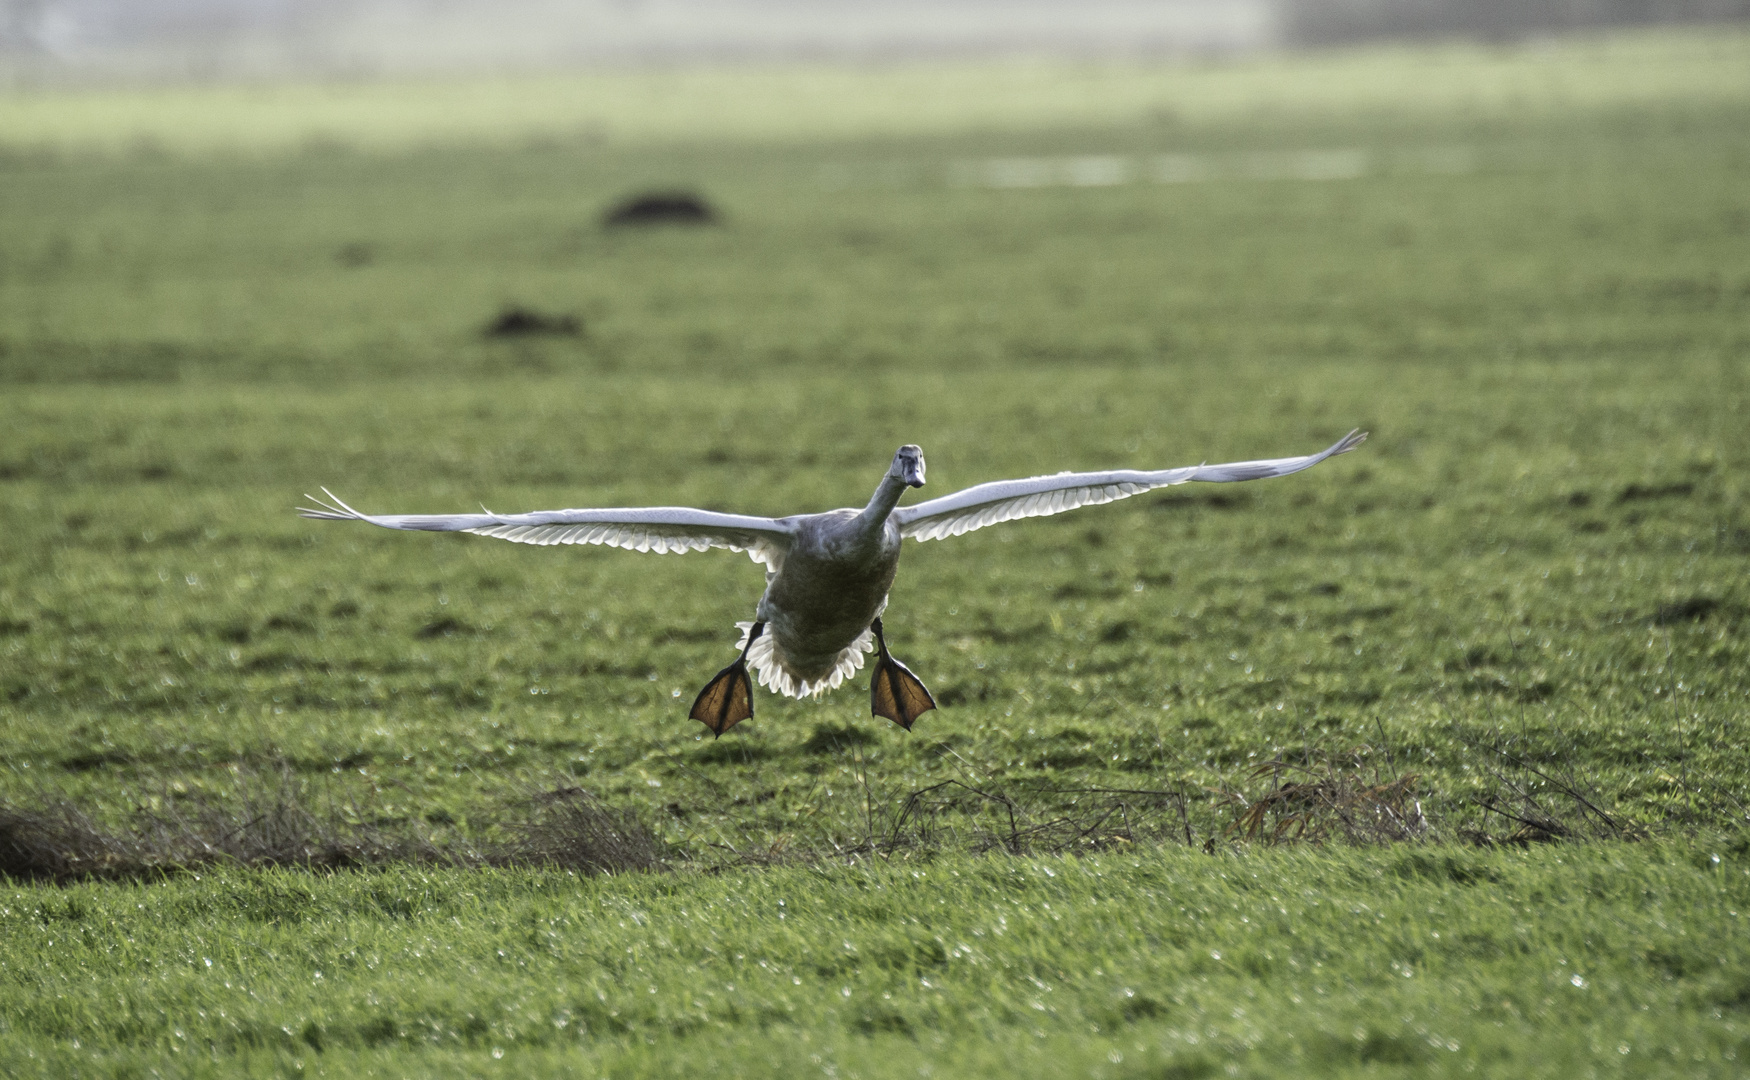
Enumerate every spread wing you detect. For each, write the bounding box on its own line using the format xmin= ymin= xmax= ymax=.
xmin=893 ymin=430 xmax=1366 ymax=542
xmin=298 ymin=489 xmax=795 ymax=567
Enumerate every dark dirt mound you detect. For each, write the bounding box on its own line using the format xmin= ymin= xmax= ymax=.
xmin=415 ymin=616 xmax=475 ymax=639
xmin=483 ymin=306 xmax=582 ymax=339
xmin=335 ymin=242 xmax=374 ymax=267
xmin=1654 ymin=596 xmax=1723 ymax=624
xmin=602 ymin=191 xmax=718 ymax=227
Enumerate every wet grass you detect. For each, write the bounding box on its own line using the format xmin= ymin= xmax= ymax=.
xmin=2 ymin=28 xmax=1749 ymax=1076
xmin=2 ymin=844 xmax=1748 ymax=1077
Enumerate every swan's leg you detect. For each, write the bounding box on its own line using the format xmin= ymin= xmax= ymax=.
xmin=869 ymin=617 xmax=936 ymax=731
xmin=689 ymin=621 xmax=763 ymax=737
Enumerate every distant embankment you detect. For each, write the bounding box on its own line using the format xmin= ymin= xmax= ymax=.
xmin=1281 ymin=0 xmax=1750 ymax=46
xmin=1 ymin=0 xmax=1747 ymax=89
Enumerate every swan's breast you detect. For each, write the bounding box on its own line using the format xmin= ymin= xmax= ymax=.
xmin=756 ymin=513 xmax=902 ymax=678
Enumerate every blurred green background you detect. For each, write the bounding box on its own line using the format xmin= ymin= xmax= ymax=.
xmin=4 ymin=30 xmax=1747 ymax=843
xmin=1 ymin=25 xmax=1749 ymax=1077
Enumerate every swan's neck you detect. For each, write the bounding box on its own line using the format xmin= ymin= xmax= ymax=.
xmin=856 ymin=473 xmax=907 ymax=534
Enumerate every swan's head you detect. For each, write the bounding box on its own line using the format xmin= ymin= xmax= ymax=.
xmin=891 ymin=444 xmax=926 ymax=488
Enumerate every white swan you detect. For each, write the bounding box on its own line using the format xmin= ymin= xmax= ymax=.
xmin=300 ymin=430 xmax=1365 ymax=734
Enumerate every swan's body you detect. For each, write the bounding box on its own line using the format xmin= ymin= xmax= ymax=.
xmin=745 ymin=509 xmax=898 ymax=697
xmin=300 ymin=430 xmax=1365 ymax=733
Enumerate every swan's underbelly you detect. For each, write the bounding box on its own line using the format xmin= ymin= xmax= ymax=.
xmin=757 ymin=543 xmax=898 ymax=684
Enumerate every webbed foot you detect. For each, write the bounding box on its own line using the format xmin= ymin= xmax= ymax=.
xmin=869 ymin=617 xmax=936 ymax=731
xmin=689 ymin=621 xmax=763 ymax=736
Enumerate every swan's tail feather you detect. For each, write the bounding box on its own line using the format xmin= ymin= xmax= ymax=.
xmin=735 ymin=621 xmax=875 ymax=699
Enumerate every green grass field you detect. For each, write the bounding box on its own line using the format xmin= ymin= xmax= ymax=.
xmin=2 ymin=28 xmax=1749 ymax=1076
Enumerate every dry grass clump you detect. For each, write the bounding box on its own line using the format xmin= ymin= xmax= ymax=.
xmin=1457 ymin=734 xmax=1649 ymax=845
xmin=737 ymin=734 xmax=1440 ymax=865
xmin=1223 ymin=755 xmax=1428 ymax=846
xmin=877 ymin=780 xmax=1195 ymax=857
xmin=493 ymin=786 xmax=668 ymax=875
xmin=0 ymin=772 xmax=439 ymax=884
xmin=0 ymin=800 xmax=146 ymax=883
xmin=0 ymin=771 xmax=669 ymax=884
xmin=1218 ymin=730 xmax=1659 ymax=850
xmin=749 ymin=727 xmax=1663 ymax=867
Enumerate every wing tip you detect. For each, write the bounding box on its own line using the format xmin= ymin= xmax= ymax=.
xmin=297 ymin=487 xmax=364 ymax=521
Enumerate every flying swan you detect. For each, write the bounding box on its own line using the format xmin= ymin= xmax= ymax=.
xmin=300 ymin=430 xmax=1365 ymax=735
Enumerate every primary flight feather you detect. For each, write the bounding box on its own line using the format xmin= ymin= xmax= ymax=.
xmin=300 ymin=430 xmax=1365 ymax=734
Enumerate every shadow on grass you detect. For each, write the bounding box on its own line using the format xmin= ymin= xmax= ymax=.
xmin=0 ymin=721 xmax=1712 ymax=884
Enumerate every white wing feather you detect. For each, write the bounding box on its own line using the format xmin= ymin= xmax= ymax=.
xmin=894 ymin=430 xmax=1366 ymax=542
xmin=298 ymin=489 xmax=794 ymax=568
